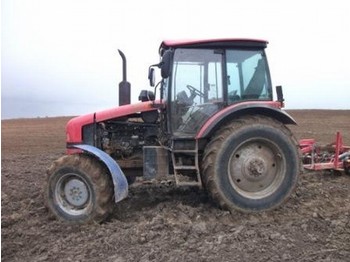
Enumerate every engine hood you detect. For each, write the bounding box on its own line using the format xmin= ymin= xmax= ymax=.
xmin=66 ymin=101 xmax=159 ymax=144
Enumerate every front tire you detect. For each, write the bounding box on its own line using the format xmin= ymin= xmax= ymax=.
xmin=45 ymin=154 xmax=114 ymax=223
xmin=202 ymin=115 xmax=300 ymax=212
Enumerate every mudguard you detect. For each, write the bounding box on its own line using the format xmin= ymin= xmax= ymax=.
xmin=196 ymin=102 xmax=297 ymax=139
xmin=72 ymin=144 xmax=128 ymax=203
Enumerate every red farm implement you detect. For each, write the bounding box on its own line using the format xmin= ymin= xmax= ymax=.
xmin=300 ymin=132 xmax=350 ymax=174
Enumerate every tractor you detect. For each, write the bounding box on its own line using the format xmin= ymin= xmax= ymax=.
xmin=45 ymin=39 xmax=301 ymax=223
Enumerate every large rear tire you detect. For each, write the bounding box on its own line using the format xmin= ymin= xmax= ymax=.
xmin=45 ymin=154 xmax=114 ymax=223
xmin=202 ymin=115 xmax=300 ymax=212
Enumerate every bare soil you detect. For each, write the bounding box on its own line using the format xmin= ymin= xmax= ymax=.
xmin=2 ymin=110 xmax=350 ymax=262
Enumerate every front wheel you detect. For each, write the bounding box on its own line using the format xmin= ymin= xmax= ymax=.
xmin=202 ymin=116 xmax=301 ymax=212
xmin=45 ymin=154 xmax=114 ymax=223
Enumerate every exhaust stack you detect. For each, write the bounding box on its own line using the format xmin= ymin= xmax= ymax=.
xmin=118 ymin=49 xmax=131 ymax=105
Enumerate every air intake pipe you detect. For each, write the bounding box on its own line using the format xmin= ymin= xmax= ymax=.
xmin=118 ymin=49 xmax=131 ymax=105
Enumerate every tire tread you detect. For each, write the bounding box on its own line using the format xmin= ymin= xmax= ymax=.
xmin=201 ymin=115 xmax=301 ymax=212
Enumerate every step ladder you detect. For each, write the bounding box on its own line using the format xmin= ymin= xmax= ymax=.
xmin=171 ymin=140 xmax=202 ymax=187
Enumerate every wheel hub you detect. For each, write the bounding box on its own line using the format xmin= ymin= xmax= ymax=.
xmin=244 ymin=157 xmax=266 ymax=179
xmin=64 ymin=179 xmax=89 ymax=207
xmin=228 ymin=139 xmax=285 ymax=198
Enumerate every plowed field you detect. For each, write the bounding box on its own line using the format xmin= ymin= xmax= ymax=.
xmin=2 ymin=110 xmax=350 ymax=261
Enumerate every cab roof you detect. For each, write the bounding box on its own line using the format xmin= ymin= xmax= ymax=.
xmin=159 ymin=38 xmax=268 ymax=54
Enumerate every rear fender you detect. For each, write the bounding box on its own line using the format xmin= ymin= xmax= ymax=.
xmin=71 ymin=144 xmax=128 ymax=203
xmin=196 ymin=103 xmax=297 ymax=139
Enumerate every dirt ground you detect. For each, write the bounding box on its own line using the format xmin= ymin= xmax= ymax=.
xmin=2 ymin=110 xmax=350 ymax=262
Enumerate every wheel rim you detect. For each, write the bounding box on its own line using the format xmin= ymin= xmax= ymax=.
xmin=55 ymin=173 xmax=93 ymax=216
xmin=228 ymin=138 xmax=286 ymax=199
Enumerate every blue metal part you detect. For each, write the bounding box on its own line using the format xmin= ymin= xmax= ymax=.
xmin=72 ymin=144 xmax=128 ymax=203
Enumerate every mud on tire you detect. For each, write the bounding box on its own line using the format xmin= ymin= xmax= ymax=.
xmin=45 ymin=154 xmax=114 ymax=224
xmin=202 ymin=115 xmax=301 ymax=212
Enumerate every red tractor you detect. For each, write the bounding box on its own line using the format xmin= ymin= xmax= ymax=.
xmin=46 ymin=39 xmax=301 ymax=223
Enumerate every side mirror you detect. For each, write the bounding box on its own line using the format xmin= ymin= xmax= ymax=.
xmin=276 ymin=86 xmax=284 ymax=103
xmin=276 ymin=85 xmax=285 ymax=107
xmin=161 ymin=50 xmax=172 ymax=79
xmin=148 ymin=67 xmax=155 ymax=87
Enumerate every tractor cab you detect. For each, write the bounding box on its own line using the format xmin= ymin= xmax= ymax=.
xmin=154 ymin=39 xmax=274 ymax=137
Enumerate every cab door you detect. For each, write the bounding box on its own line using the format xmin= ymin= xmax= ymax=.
xmin=169 ymin=48 xmax=224 ymax=136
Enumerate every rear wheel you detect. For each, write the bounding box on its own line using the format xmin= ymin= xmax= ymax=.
xmin=202 ymin=115 xmax=300 ymax=212
xmin=45 ymin=154 xmax=114 ymax=223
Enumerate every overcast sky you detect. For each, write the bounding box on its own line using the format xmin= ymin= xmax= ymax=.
xmin=2 ymin=0 xmax=350 ymax=119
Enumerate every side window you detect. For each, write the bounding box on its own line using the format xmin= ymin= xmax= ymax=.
xmin=172 ymin=51 xmax=223 ymax=106
xmin=226 ymin=50 xmax=272 ymax=104
xmin=207 ymin=62 xmax=223 ymax=102
xmin=172 ymin=63 xmax=203 ymax=105
xmin=227 ymin=62 xmax=241 ymax=100
xmin=171 ymin=49 xmax=223 ymax=134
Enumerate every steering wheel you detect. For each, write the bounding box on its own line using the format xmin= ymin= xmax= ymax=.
xmin=186 ymin=85 xmax=204 ymax=98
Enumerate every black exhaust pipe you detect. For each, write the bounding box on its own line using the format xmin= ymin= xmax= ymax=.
xmin=118 ymin=49 xmax=131 ymax=105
